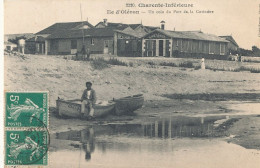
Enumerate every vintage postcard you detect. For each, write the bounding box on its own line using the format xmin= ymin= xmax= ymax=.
xmin=2 ymin=0 xmax=260 ymax=167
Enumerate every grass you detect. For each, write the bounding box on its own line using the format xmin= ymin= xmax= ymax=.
xmin=234 ymin=66 xmax=260 ymax=73
xmin=91 ymin=57 xmax=128 ymax=70
xmin=159 ymin=62 xmax=177 ymax=67
xmin=242 ymin=56 xmax=260 ymax=63
xmin=90 ymin=56 xmax=260 ymax=73
xmin=107 ymin=58 xmax=128 ymax=66
xmin=128 ymin=62 xmax=134 ymax=67
xmin=250 ymin=68 xmax=260 ymax=73
xmin=91 ymin=58 xmax=110 ymax=70
xmin=179 ymin=61 xmax=194 ymax=68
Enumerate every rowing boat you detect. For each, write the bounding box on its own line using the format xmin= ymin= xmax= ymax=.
xmin=113 ymin=94 xmax=144 ymax=115
xmin=56 ymin=98 xmax=115 ymax=118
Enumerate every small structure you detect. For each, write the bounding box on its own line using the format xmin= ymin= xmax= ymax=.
xmin=4 ymin=41 xmax=17 ymax=51
xmin=201 ymin=58 xmax=205 ymax=70
xmin=4 ymin=33 xmax=34 ymax=53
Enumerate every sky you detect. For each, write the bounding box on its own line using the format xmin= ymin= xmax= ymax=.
xmin=3 ymin=0 xmax=260 ymax=49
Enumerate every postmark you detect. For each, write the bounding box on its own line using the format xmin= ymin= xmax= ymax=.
xmin=5 ymin=128 xmax=49 ymax=165
xmin=5 ymin=92 xmax=48 ymax=127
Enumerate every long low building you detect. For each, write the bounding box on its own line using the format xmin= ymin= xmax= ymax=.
xmin=142 ymin=29 xmax=229 ymax=58
xmin=29 ymin=19 xmax=230 ymax=59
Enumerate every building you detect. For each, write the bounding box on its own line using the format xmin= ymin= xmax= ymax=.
xmin=219 ymin=35 xmax=239 ymax=54
xmin=142 ymin=23 xmax=229 ymax=58
xmin=114 ymin=28 xmax=145 ymax=57
xmin=4 ymin=33 xmax=35 ymax=52
xmin=35 ymin=21 xmax=94 ymax=54
xmin=45 ymin=27 xmax=115 ymax=55
xmin=38 ymin=19 xmax=156 ymax=55
xmin=96 ymin=19 xmax=158 ymax=57
xmin=4 ymin=41 xmax=17 ymax=51
xmin=33 ymin=19 xmax=230 ymax=59
xmin=95 ymin=19 xmax=158 ymax=33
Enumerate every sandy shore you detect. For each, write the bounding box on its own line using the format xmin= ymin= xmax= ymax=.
xmin=4 ymin=54 xmax=260 ymax=150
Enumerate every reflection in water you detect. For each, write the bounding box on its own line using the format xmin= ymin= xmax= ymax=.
xmin=56 ymin=127 xmax=95 ymax=161
xmin=98 ymin=116 xmax=227 ymax=139
xmin=55 ymin=116 xmax=229 ymax=154
xmin=51 ymin=116 xmax=260 ymax=168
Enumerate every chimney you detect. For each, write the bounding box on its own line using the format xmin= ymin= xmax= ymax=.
xmin=103 ymin=18 xmax=108 ymax=26
xmin=160 ymin=20 xmax=165 ymax=30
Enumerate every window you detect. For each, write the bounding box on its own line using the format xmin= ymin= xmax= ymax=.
xmin=175 ymin=39 xmax=179 ymax=50
xmin=91 ymin=38 xmax=94 ymax=45
xmin=71 ymin=40 xmax=77 ymax=49
xmin=209 ymin=42 xmax=214 ymax=54
xmin=181 ymin=40 xmax=185 ymax=52
xmin=104 ymin=40 xmax=109 ymax=47
xmin=220 ymin=43 xmax=225 ymax=55
xmin=198 ymin=41 xmax=202 ymax=52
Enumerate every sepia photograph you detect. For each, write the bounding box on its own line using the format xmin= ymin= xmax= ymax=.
xmin=2 ymin=0 xmax=260 ymax=167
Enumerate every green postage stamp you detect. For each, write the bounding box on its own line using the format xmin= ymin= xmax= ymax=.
xmin=5 ymin=129 xmax=49 ymax=165
xmin=4 ymin=91 xmax=49 ymax=166
xmin=5 ymin=92 xmax=48 ymax=127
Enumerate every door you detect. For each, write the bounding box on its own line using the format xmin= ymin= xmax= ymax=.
xmin=125 ymin=40 xmax=132 ymax=56
xmin=146 ymin=40 xmax=156 ymax=56
xmin=159 ymin=40 xmax=163 ymax=56
xmin=104 ymin=40 xmax=109 ymax=54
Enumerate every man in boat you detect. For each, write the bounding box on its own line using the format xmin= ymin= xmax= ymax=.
xmin=81 ymin=82 xmax=96 ymax=119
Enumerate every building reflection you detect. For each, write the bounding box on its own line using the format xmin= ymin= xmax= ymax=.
xmin=142 ymin=117 xmax=214 ymax=139
xmin=55 ymin=116 xmax=229 ymax=160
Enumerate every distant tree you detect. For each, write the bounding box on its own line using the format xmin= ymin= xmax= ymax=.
xmin=8 ymin=36 xmax=26 ymax=45
xmin=238 ymin=48 xmax=253 ymax=56
xmin=252 ymin=46 xmax=260 ymax=57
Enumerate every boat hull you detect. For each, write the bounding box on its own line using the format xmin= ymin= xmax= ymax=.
xmin=114 ymin=94 xmax=144 ymax=115
xmin=56 ymin=99 xmax=115 ymax=118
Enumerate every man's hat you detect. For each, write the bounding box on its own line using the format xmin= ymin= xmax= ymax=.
xmin=86 ymin=82 xmax=92 ymax=85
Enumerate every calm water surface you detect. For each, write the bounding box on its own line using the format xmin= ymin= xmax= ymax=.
xmin=49 ymin=116 xmax=260 ymax=168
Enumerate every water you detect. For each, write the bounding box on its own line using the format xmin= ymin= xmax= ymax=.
xmin=229 ymin=102 xmax=260 ymax=115
xmin=49 ymin=116 xmax=260 ymax=168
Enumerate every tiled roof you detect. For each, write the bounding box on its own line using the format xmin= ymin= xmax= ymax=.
xmin=36 ymin=21 xmax=94 ymax=35
xmin=219 ymin=36 xmax=239 ymax=47
xmin=46 ymin=28 xmax=115 ymax=39
xmin=4 ymin=41 xmax=17 ymax=45
xmin=128 ymin=24 xmax=141 ymax=29
xmin=144 ymin=29 xmax=229 ymax=42
xmin=115 ymin=29 xmax=147 ymax=38
xmin=96 ymin=22 xmax=159 ymax=31
xmin=95 ymin=22 xmax=129 ymax=30
xmin=26 ymin=37 xmax=36 ymax=42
